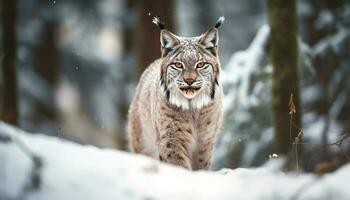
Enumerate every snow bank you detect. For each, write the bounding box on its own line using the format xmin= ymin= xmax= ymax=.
xmin=0 ymin=122 xmax=349 ymax=200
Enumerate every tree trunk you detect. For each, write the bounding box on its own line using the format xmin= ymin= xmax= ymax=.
xmin=1 ymin=0 xmax=18 ymax=125
xmin=135 ymin=0 xmax=175 ymax=77
xmin=33 ymin=19 xmax=60 ymax=123
xmin=267 ymin=0 xmax=302 ymax=157
xmin=115 ymin=0 xmax=136 ymax=150
xmin=35 ymin=21 xmax=59 ymax=87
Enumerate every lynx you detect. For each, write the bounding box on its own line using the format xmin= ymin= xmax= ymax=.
xmin=128 ymin=17 xmax=224 ymax=170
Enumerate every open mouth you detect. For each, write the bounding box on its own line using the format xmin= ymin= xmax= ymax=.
xmin=179 ymin=87 xmax=201 ymax=98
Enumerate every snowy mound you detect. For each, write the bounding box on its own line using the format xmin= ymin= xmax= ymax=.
xmin=0 ymin=122 xmax=349 ymax=200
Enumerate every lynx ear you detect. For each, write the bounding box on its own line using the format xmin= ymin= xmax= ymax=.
xmin=160 ymin=30 xmax=180 ymax=56
xmin=199 ymin=28 xmax=218 ymax=49
xmin=198 ymin=16 xmax=224 ymax=56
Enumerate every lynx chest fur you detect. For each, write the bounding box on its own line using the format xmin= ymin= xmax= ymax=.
xmin=128 ymin=17 xmax=224 ymax=170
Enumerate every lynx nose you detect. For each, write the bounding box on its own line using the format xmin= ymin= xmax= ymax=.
xmin=184 ymin=77 xmax=195 ymax=86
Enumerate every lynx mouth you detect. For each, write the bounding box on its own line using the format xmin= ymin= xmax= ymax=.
xmin=179 ymin=87 xmax=201 ymax=98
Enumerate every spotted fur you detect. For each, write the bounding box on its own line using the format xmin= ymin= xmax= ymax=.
xmin=128 ymin=17 xmax=224 ymax=170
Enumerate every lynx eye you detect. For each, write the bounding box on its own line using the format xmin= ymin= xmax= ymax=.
xmin=174 ymin=62 xmax=184 ymax=69
xmin=196 ymin=62 xmax=205 ymax=69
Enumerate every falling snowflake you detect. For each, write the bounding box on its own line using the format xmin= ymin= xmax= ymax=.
xmin=269 ymin=153 xmax=278 ymax=159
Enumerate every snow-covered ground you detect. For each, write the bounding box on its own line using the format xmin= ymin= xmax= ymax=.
xmin=0 ymin=122 xmax=349 ymax=200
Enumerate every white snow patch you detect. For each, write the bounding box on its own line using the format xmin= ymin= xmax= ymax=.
xmin=1 ymin=122 xmax=350 ymax=200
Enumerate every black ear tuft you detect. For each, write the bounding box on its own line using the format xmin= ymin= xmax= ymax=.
xmin=152 ymin=17 xmax=165 ymax=30
xmin=214 ymin=16 xmax=225 ymax=29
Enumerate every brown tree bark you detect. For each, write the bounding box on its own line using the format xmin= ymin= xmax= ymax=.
xmin=33 ymin=19 xmax=60 ymax=122
xmin=267 ymin=0 xmax=302 ymax=157
xmin=135 ymin=0 xmax=175 ymax=77
xmin=1 ymin=0 xmax=18 ymax=125
xmin=35 ymin=21 xmax=59 ymax=87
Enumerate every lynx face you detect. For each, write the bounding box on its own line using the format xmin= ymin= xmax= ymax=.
xmin=160 ymin=29 xmax=220 ymax=109
xmin=167 ymin=55 xmax=214 ymax=99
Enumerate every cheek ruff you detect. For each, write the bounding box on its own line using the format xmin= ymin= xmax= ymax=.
xmin=161 ymin=82 xmax=212 ymax=110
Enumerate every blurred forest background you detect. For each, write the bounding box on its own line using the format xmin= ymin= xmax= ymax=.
xmin=1 ymin=0 xmax=350 ymax=173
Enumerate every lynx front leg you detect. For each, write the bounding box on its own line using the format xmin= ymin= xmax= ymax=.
xmin=195 ymin=121 xmax=217 ymax=170
xmin=158 ymin=132 xmax=193 ymax=170
xmin=194 ymin=107 xmax=222 ymax=170
xmin=128 ymin=107 xmax=144 ymax=153
xmin=195 ymin=139 xmax=215 ymax=170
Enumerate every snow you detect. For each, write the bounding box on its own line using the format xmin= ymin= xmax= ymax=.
xmin=1 ymin=122 xmax=350 ymax=200
xmin=222 ymin=24 xmax=270 ymax=112
xmin=214 ymin=25 xmax=272 ymax=168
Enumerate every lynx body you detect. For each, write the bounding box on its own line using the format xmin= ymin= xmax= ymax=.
xmin=128 ymin=17 xmax=224 ymax=170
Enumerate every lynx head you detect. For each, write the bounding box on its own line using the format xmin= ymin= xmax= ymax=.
xmin=153 ymin=16 xmax=224 ymax=110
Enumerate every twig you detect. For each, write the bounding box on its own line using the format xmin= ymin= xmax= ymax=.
xmin=293 ymin=131 xmax=302 ymax=171
xmin=289 ymin=93 xmax=300 ymax=170
xmin=288 ymin=92 xmax=350 ymax=171
xmin=339 ymin=146 xmax=350 ymax=161
xmin=296 ymin=133 xmax=350 ymax=147
xmin=289 ymin=93 xmax=296 ymax=146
